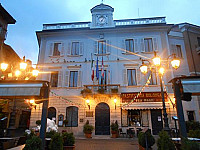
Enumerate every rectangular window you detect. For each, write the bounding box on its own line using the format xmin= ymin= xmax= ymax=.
xmin=149 ymin=70 xmax=157 ymax=85
xmin=53 ymin=43 xmax=61 ymax=56
xmin=197 ymin=37 xmax=200 ymax=47
xmin=51 ymin=72 xmax=58 ymax=87
xmin=71 ymin=42 xmax=79 ymax=55
xmin=128 ymin=110 xmax=141 ymax=127
xmin=176 ymin=45 xmax=182 ymax=58
xmin=187 ymin=111 xmax=195 ymax=121
xmin=144 ymin=38 xmax=153 ymax=52
xmin=69 ymin=71 xmax=78 ymax=87
xmin=98 ymin=40 xmax=106 ymax=54
xmin=127 ymin=69 xmax=137 ymax=86
xmin=125 ymin=39 xmax=134 ymax=53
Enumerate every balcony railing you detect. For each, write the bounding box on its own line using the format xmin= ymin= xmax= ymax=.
xmin=82 ymin=84 xmax=120 ymax=95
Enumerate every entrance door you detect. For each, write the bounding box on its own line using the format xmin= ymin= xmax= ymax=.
xmin=151 ymin=109 xmax=163 ymax=135
xmin=95 ymin=103 xmax=110 ymax=135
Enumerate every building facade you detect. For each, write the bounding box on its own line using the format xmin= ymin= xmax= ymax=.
xmin=31 ymin=3 xmax=199 ymax=135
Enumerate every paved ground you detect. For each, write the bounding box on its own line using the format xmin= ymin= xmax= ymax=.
xmin=75 ymin=138 xmax=139 ymax=150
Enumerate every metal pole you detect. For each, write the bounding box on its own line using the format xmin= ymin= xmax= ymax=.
xmin=159 ymin=75 xmax=170 ymax=133
xmin=172 ymin=79 xmax=187 ymax=139
xmin=40 ymin=84 xmax=49 ymax=150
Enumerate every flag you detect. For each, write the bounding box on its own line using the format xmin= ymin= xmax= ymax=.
xmin=101 ymin=56 xmax=104 ymax=84
xmin=91 ymin=54 xmax=94 ymax=81
xmin=96 ymin=57 xmax=99 ymax=80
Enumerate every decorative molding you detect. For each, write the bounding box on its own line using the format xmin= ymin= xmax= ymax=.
xmin=48 ymin=66 xmax=62 ymax=69
xmin=67 ymin=65 xmax=81 ymax=69
xmin=123 ymin=64 xmax=139 ymax=67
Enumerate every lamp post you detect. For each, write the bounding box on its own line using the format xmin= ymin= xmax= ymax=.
xmin=140 ymin=52 xmax=180 ymax=133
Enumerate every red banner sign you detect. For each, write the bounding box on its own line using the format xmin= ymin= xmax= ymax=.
xmin=121 ymin=92 xmax=167 ymax=103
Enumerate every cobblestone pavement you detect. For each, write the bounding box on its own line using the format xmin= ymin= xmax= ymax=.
xmin=75 ymin=138 xmax=139 ymax=150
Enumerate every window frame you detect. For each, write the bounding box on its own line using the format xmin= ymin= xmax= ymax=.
xmin=71 ymin=42 xmax=80 ymax=55
xmin=98 ymin=40 xmax=106 ymax=54
xmin=144 ymin=38 xmax=153 ymax=52
xmin=69 ymin=71 xmax=78 ymax=87
xmin=127 ymin=69 xmax=137 ymax=86
xmin=53 ymin=43 xmax=61 ymax=56
xmin=125 ymin=39 xmax=134 ymax=53
xmin=65 ymin=106 xmax=78 ymax=127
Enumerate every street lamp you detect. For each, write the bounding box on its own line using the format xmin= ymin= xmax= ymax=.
xmin=114 ymin=98 xmax=117 ymax=110
xmin=140 ymin=52 xmax=180 ymax=133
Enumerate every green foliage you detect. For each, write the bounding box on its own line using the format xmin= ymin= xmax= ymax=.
xmin=181 ymin=138 xmax=200 ymax=150
xmin=111 ymin=88 xmax=118 ymax=93
xmin=24 ymin=130 xmax=35 ymax=140
xmin=188 ymin=130 xmax=200 ymax=138
xmin=80 ymin=88 xmax=92 ymax=94
xmin=83 ymin=120 xmax=94 ymax=134
xmin=186 ymin=121 xmax=200 ymax=132
xmin=23 ymin=136 xmax=42 ymax=150
xmin=97 ymin=88 xmax=105 ymax=94
xmin=49 ymin=133 xmax=63 ymax=150
xmin=46 ymin=130 xmax=57 ymax=138
xmin=62 ymin=132 xmax=75 ymax=146
xmin=110 ymin=121 xmax=119 ymax=132
xmin=36 ymin=120 xmax=41 ymax=126
xmin=157 ymin=130 xmax=175 ymax=150
xmin=138 ymin=131 xmax=155 ymax=148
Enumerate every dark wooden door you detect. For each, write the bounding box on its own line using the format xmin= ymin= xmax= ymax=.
xmin=95 ymin=103 xmax=110 ymax=135
xmin=151 ymin=109 xmax=163 ymax=135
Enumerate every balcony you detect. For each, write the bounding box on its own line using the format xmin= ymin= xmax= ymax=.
xmin=0 ymin=27 xmax=7 ymax=40
xmin=81 ymin=84 xmax=120 ymax=96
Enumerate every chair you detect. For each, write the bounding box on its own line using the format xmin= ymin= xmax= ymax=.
xmin=119 ymin=128 xmax=126 ymax=138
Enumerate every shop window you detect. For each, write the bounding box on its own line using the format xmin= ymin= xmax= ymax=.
xmin=187 ymin=111 xmax=195 ymax=121
xmin=128 ymin=110 xmax=141 ymax=127
xmin=98 ymin=40 xmax=106 ymax=54
xmin=51 ymin=72 xmax=58 ymax=87
xmin=66 ymin=106 xmax=78 ymax=127
xmin=125 ymin=39 xmax=134 ymax=53
xmin=69 ymin=71 xmax=78 ymax=87
xmin=53 ymin=43 xmax=61 ymax=56
xmin=127 ymin=69 xmax=137 ymax=86
xmin=144 ymin=38 xmax=153 ymax=52
xmin=71 ymin=42 xmax=80 ymax=55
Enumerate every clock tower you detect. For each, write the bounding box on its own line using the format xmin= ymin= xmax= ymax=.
xmin=90 ymin=3 xmax=115 ymax=28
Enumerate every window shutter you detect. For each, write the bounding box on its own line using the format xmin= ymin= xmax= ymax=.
xmin=58 ymin=71 xmax=63 ymax=87
xmin=64 ymin=71 xmax=69 ymax=87
xmin=94 ymin=41 xmax=98 ymax=54
xmin=134 ymin=39 xmax=139 ymax=53
xmin=170 ymin=44 xmax=176 ymax=55
xmin=106 ymin=40 xmax=111 ymax=54
xmin=78 ymin=71 xmax=82 ymax=87
xmin=140 ymin=38 xmax=145 ymax=52
xmin=60 ymin=43 xmax=65 ymax=56
xmin=79 ymin=42 xmax=84 ymax=55
xmin=49 ymin=43 xmax=53 ymax=56
xmin=121 ymin=39 xmax=126 ymax=54
xmin=67 ymin=42 xmax=71 ymax=55
xmin=153 ymin=38 xmax=158 ymax=51
xmin=123 ymin=69 xmax=127 ymax=85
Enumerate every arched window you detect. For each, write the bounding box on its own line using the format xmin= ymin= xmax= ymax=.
xmin=48 ymin=107 xmax=56 ymax=122
xmin=66 ymin=106 xmax=78 ymax=127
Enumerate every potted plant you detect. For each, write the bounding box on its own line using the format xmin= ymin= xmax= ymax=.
xmin=110 ymin=121 xmax=119 ymax=138
xmin=83 ymin=120 xmax=94 ymax=138
xmin=49 ymin=133 xmax=63 ymax=150
xmin=138 ymin=131 xmax=155 ymax=150
xmin=111 ymin=88 xmax=118 ymax=93
xmin=23 ymin=136 xmax=42 ymax=150
xmin=157 ymin=130 xmax=175 ymax=150
xmin=62 ymin=132 xmax=75 ymax=150
xmin=80 ymin=88 xmax=92 ymax=95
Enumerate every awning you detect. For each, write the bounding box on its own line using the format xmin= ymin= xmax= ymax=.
xmin=122 ymin=102 xmax=170 ymax=110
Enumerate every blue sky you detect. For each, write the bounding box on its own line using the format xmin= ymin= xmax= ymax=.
xmin=1 ymin=0 xmax=200 ymax=64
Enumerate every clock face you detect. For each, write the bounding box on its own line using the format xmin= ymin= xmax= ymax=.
xmin=98 ymin=16 xmax=106 ymax=24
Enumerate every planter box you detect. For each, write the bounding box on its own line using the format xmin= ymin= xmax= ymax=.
xmin=85 ymin=133 xmax=92 ymax=138
xmin=63 ymin=145 xmax=75 ymax=150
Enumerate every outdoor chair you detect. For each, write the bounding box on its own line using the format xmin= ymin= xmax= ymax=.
xmin=119 ymin=128 xmax=126 ymax=138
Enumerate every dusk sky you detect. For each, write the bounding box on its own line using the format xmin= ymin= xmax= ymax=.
xmin=1 ymin=0 xmax=200 ymax=65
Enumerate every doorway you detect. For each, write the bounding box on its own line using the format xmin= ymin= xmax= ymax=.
xmin=151 ymin=109 xmax=163 ymax=135
xmin=95 ymin=102 xmax=110 ymax=135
